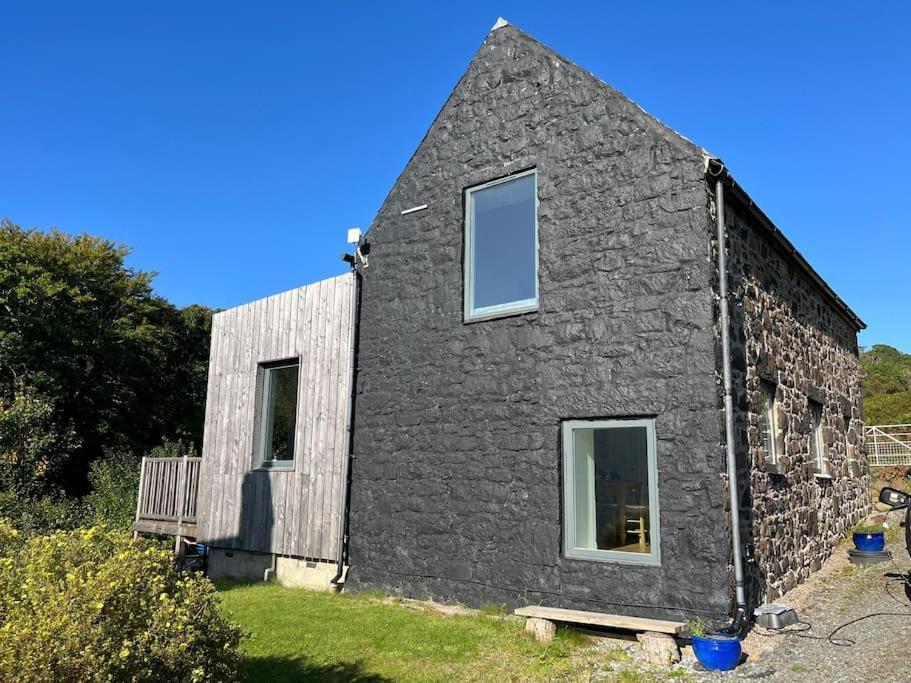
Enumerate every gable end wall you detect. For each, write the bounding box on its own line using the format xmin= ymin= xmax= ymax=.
xmin=347 ymin=26 xmax=733 ymax=622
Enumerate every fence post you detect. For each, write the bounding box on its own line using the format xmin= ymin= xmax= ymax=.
xmin=174 ymin=455 xmax=188 ymax=557
xmin=133 ymin=457 xmax=147 ymax=541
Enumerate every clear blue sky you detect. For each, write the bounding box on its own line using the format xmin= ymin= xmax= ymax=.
xmin=2 ymin=2 xmax=908 ymax=351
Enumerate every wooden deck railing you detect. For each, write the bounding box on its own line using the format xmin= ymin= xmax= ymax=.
xmin=134 ymin=456 xmax=202 ymax=537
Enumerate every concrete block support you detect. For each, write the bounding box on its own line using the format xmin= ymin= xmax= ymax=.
xmin=206 ymin=548 xmax=273 ymax=581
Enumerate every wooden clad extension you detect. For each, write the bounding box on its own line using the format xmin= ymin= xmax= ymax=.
xmin=197 ymin=273 xmax=356 ymax=562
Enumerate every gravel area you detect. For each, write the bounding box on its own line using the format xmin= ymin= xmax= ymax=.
xmin=687 ymin=536 xmax=911 ymax=682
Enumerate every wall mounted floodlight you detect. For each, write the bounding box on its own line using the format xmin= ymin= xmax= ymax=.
xmin=347 ymin=227 xmax=362 ymax=245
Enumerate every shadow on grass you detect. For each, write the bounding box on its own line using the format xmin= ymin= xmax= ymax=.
xmin=213 ymin=578 xmax=265 ymax=593
xmin=242 ymin=656 xmax=392 ymax=683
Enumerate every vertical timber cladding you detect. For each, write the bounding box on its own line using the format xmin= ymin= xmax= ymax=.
xmin=197 ymin=273 xmax=356 ymax=561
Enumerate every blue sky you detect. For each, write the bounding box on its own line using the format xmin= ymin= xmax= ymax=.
xmin=2 ymin=2 xmax=908 ymax=351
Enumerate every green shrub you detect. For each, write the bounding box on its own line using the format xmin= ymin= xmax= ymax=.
xmin=0 ymin=389 xmax=79 ymax=498
xmin=851 ymin=523 xmax=885 ymax=534
xmin=0 ymin=518 xmax=21 ymax=554
xmin=0 ymin=490 xmax=86 ymax=537
xmin=0 ymin=525 xmax=244 ymax=682
xmin=685 ymin=617 xmax=714 ymax=637
xmin=84 ymin=450 xmax=140 ymax=529
xmin=147 ymin=438 xmax=197 ymax=459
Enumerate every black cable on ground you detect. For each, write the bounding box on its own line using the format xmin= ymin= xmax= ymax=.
xmin=752 ymin=570 xmax=911 ymax=647
xmin=883 ymin=573 xmax=911 ymax=609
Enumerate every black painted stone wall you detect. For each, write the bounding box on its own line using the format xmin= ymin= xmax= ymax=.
xmin=346 ymin=25 xmax=732 ymax=622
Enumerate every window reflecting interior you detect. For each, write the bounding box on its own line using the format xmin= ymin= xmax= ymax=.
xmin=572 ymin=425 xmax=651 ymax=554
xmin=261 ymin=363 xmax=299 ymax=464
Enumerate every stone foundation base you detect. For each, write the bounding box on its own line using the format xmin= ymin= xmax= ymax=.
xmin=206 ymin=547 xmax=344 ymax=591
xmin=276 ymin=557 xmax=345 ymax=591
xmin=207 ymin=548 xmax=273 ymax=581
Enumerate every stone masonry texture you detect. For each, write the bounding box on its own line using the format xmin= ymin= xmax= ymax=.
xmin=717 ymin=194 xmax=868 ymax=605
xmin=346 ymin=25 xmax=732 ymax=622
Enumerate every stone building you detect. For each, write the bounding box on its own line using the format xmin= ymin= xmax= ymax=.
xmin=723 ymin=187 xmax=868 ymax=604
xmin=184 ymin=19 xmax=867 ymax=624
xmin=345 ymin=20 xmax=868 ymax=621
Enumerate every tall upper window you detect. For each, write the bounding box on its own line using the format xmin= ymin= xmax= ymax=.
xmin=562 ymin=418 xmax=661 ymax=566
xmin=810 ymin=401 xmax=826 ymax=475
xmin=464 ymin=170 xmax=538 ymax=321
xmin=257 ymin=360 xmax=300 ymax=468
xmin=758 ymin=380 xmax=778 ymax=468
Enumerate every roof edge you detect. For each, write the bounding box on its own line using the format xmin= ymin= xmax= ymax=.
xmin=706 ymin=157 xmax=865 ymax=331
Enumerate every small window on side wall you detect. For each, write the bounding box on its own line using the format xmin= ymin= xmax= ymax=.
xmin=758 ymin=380 xmax=778 ymax=469
xmin=844 ymin=413 xmax=860 ymax=478
xmin=809 ymin=401 xmax=827 ymax=476
xmin=257 ymin=360 xmax=300 ymax=469
xmin=562 ymin=418 xmax=661 ymax=566
xmin=464 ymin=170 xmax=538 ymax=322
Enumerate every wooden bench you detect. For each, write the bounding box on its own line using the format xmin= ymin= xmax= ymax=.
xmin=515 ymin=606 xmax=685 ymax=644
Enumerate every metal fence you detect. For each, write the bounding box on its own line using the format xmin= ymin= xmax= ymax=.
xmin=866 ymin=424 xmax=911 ymax=466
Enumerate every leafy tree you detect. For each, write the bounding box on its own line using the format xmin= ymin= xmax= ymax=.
xmin=0 ymin=389 xmax=79 ymax=497
xmin=861 ymin=344 xmax=911 ymax=424
xmin=0 ymin=220 xmax=212 ymax=495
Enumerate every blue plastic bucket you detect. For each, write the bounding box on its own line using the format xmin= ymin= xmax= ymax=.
xmin=692 ymin=634 xmax=741 ymax=671
xmin=853 ymin=532 xmax=885 ymax=552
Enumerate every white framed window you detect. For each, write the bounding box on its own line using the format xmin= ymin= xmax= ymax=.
xmin=758 ymin=380 xmax=778 ymax=468
xmin=562 ymin=418 xmax=661 ymax=566
xmin=809 ymin=401 xmax=826 ymax=476
xmin=844 ymin=413 xmax=859 ymax=478
xmin=464 ymin=169 xmax=538 ymax=322
xmin=256 ymin=360 xmax=300 ymax=469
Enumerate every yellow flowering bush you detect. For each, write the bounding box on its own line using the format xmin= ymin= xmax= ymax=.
xmin=0 ymin=518 xmax=19 ymax=552
xmin=0 ymin=524 xmax=244 ymax=682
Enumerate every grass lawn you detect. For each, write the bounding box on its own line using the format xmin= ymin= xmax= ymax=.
xmin=216 ymin=581 xmax=667 ymax=682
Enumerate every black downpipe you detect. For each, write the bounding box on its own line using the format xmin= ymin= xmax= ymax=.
xmin=709 ymin=158 xmax=749 ymax=635
xmin=331 ymin=261 xmax=363 ymax=585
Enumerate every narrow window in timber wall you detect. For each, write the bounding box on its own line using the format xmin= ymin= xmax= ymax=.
xmin=758 ymin=380 xmax=778 ymax=469
xmin=562 ymin=418 xmax=661 ymax=566
xmin=810 ymin=401 xmax=826 ymax=476
xmin=257 ymin=360 xmax=300 ymax=468
xmin=464 ymin=170 xmax=538 ymax=321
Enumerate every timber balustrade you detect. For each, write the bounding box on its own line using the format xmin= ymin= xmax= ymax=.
xmin=133 ymin=456 xmax=202 ymax=537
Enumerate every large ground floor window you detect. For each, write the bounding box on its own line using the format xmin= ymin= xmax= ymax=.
xmin=562 ymin=418 xmax=661 ymax=566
